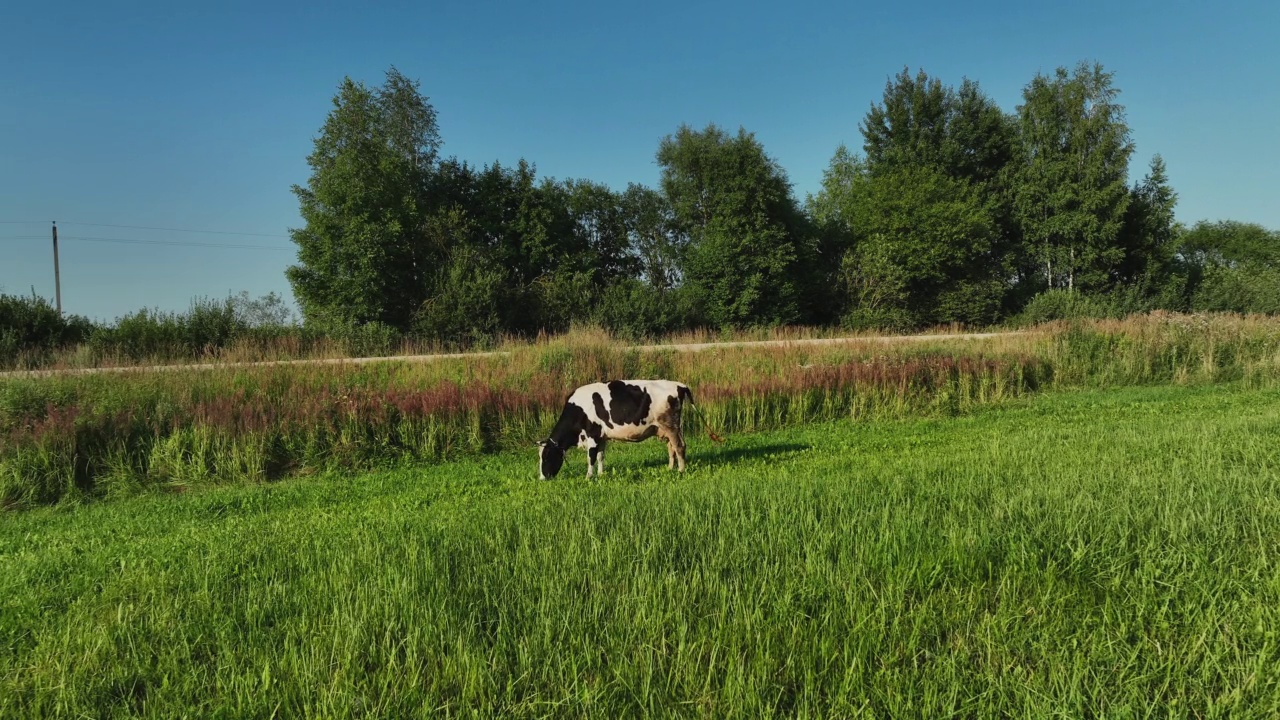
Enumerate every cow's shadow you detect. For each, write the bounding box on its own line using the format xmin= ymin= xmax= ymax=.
xmin=626 ymin=441 xmax=813 ymax=471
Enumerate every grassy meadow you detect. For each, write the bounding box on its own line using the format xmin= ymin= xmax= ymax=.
xmin=5 ymin=312 xmax=1280 ymax=508
xmin=3 ymin=383 xmax=1279 ymax=717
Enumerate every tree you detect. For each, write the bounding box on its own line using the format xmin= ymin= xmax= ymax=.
xmin=812 ymin=151 xmax=1001 ymax=328
xmin=861 ymin=68 xmax=1016 ymax=188
xmin=413 ymin=224 xmax=512 ymax=347
xmin=229 ymin=291 xmax=296 ymax=328
xmin=862 ymin=68 xmax=954 ymax=172
xmin=1177 ymin=220 xmax=1280 ymax=268
xmin=1013 ymin=61 xmax=1135 ymax=293
xmin=657 ymin=124 xmax=805 ymax=328
xmin=287 ymin=67 xmax=442 ymax=331
xmin=859 ymin=68 xmax=1019 ymax=312
xmin=563 ymin=179 xmax=637 ymax=282
xmin=620 ymin=184 xmax=684 ymax=292
xmin=0 ymin=290 xmax=96 ymax=367
xmin=1116 ymin=155 xmax=1179 ymax=297
xmin=837 ymin=238 xmax=912 ymax=331
xmin=1172 ymin=220 xmax=1280 ymax=313
xmin=949 ymin=79 xmax=1020 ymax=189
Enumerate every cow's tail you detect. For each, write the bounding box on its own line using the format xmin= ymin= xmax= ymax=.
xmin=679 ymin=385 xmax=725 ymax=444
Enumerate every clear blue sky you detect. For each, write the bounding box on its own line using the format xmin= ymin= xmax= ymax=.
xmin=3 ymin=0 xmax=1277 ymax=322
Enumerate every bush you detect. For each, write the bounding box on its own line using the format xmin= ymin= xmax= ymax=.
xmin=88 ymin=298 xmax=245 ymax=362
xmin=1190 ymin=263 xmax=1280 ymax=315
xmin=841 ymin=305 xmax=914 ymax=333
xmin=593 ymin=280 xmax=701 ymax=341
xmin=1010 ymin=289 xmax=1157 ymax=327
xmin=0 ymin=291 xmax=95 ymax=368
xmin=339 ymin=321 xmax=402 ymax=357
xmin=412 ymin=246 xmax=513 ymax=349
xmin=532 ymin=269 xmax=600 ymax=336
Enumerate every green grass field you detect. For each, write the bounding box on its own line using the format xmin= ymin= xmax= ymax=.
xmin=4 ymin=383 xmax=1280 ymax=718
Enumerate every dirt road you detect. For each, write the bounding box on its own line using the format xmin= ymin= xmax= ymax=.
xmin=0 ymin=330 xmax=1026 ymax=379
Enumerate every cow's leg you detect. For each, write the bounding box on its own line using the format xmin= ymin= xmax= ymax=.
xmin=662 ymin=402 xmax=687 ymax=472
xmin=587 ymin=444 xmax=597 ymax=478
xmin=596 ymin=440 xmax=606 ymax=476
xmin=673 ymin=429 xmax=687 ymax=472
xmin=657 ymin=426 xmax=680 ymax=471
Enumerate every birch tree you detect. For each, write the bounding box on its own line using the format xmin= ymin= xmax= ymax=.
xmin=1013 ymin=62 xmax=1135 ymax=292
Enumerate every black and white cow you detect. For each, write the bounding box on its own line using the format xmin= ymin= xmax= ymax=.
xmin=537 ymin=379 xmax=698 ymax=479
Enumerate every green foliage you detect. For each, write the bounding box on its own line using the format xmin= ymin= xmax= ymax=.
xmin=1191 ymin=264 xmax=1280 ymax=315
xmin=91 ymin=297 xmax=242 ymax=361
xmin=592 ymin=280 xmax=699 ymax=340
xmin=1116 ymin=155 xmax=1179 ymax=289
xmin=658 ymin=124 xmax=806 ymax=328
xmin=862 ymin=68 xmax=1016 ymax=189
xmin=810 ymin=71 xmax=1023 ymax=330
xmin=620 ymin=183 xmax=684 ymax=292
xmin=0 ymin=291 xmax=94 ymax=368
xmin=812 ymin=152 xmax=1002 ymax=327
xmin=859 ymin=69 xmax=1020 ymax=311
xmin=230 ymin=290 xmax=297 ymax=328
xmin=82 ymin=294 xmax=305 ymax=362
xmin=1010 ymin=289 xmax=1126 ymax=326
xmin=564 ymin=179 xmax=639 ymax=282
xmin=835 ymin=229 xmax=912 ymax=331
xmin=1178 ymin=219 xmax=1280 ymax=268
xmin=1008 ymin=282 xmax=1196 ymax=327
xmin=411 ymin=211 xmax=513 ymax=348
xmin=287 ymin=67 xmax=442 ymax=331
xmin=1174 ymin=220 xmax=1280 ymax=314
xmin=1013 ymin=62 xmax=1135 ymax=293
xmin=5 ymin=384 xmax=1280 ymax=716
xmin=409 ymin=157 xmax=656 ymax=344
xmin=476 ymin=160 xmax=581 ymax=288
xmin=272 ymin=62 xmax=1271 ymax=343
xmin=330 ymin=320 xmax=402 ymax=357
xmin=530 ymin=268 xmax=601 ymax=336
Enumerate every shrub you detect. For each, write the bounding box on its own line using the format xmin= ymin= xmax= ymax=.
xmin=1014 ymin=290 xmax=1107 ymax=326
xmin=339 ymin=321 xmax=402 ymax=357
xmin=89 ymin=300 xmax=243 ymax=363
xmin=593 ymin=280 xmax=699 ymax=341
xmin=412 ymin=246 xmax=513 ymax=349
xmin=0 ymin=291 xmax=95 ymax=368
xmin=1190 ymin=263 xmax=1280 ymax=315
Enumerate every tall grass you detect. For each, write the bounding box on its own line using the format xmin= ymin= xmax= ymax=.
xmin=4 ymin=312 xmax=1280 ymax=508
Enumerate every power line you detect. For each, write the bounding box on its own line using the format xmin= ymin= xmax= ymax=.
xmin=0 ymin=235 xmax=294 ymax=250
xmin=58 ymin=221 xmax=290 ymax=238
xmin=68 ymin=235 xmax=295 ymax=250
xmin=0 ymin=220 xmax=289 ymax=238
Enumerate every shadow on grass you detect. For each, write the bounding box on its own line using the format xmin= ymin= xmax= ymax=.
xmin=628 ymin=441 xmax=814 ymax=471
xmin=537 ymin=442 xmax=815 ymax=484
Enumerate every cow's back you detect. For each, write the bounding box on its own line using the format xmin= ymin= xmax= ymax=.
xmin=568 ymin=379 xmax=687 ymax=438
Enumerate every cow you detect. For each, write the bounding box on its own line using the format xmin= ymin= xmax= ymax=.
xmin=537 ymin=379 xmax=713 ymax=479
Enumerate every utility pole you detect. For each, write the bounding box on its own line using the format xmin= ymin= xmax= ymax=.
xmin=51 ymin=221 xmax=62 ymax=315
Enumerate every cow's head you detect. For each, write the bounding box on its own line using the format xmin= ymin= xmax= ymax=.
xmin=536 ymin=439 xmax=565 ymax=479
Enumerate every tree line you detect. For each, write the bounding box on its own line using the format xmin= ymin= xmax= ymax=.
xmin=4 ymin=61 xmax=1278 ymax=367
xmin=282 ymin=62 xmax=1278 ymax=343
